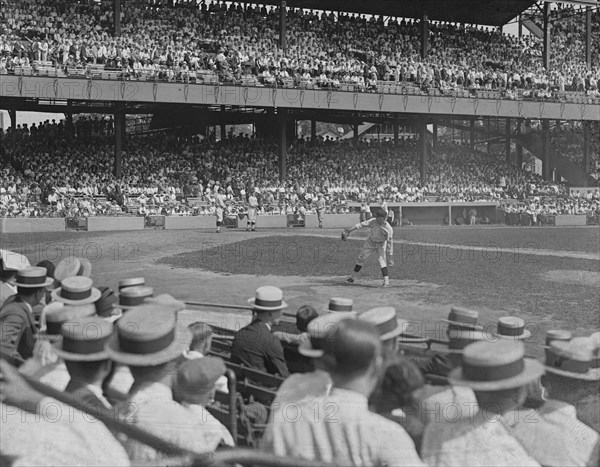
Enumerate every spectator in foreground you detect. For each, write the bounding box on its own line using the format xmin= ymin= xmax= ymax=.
xmin=53 ymin=316 xmax=114 ymax=411
xmin=230 ymin=286 xmax=289 ymax=377
xmin=0 ymin=267 xmax=53 ymax=367
xmin=271 ymin=311 xmax=356 ymax=408
xmin=181 ymin=321 xmax=228 ymax=394
xmin=510 ymin=335 xmax=600 ymax=466
xmin=105 ymin=302 xmax=226 ymax=464
xmin=0 ymin=360 xmax=130 ymax=466
xmin=421 ymin=340 xmax=544 ymax=466
xmin=370 ymin=357 xmax=427 ymax=448
xmin=172 ymin=357 xmax=235 ymax=449
xmin=261 ymin=319 xmax=425 ymax=466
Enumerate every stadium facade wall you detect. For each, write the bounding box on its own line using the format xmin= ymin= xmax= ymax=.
xmin=305 ymin=214 xmax=360 ymax=228
xmin=0 ymin=218 xmax=65 ymax=233
xmin=555 ymin=215 xmax=587 ymax=226
xmin=87 ymin=216 xmax=145 ymax=231
xmin=164 ymin=216 xmax=215 ymax=230
xmin=2 ymin=76 xmax=599 ymax=121
xmin=256 ymin=215 xmax=288 ymax=228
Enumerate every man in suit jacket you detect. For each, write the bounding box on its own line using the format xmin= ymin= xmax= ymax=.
xmin=0 ymin=267 xmax=52 ymax=367
xmin=53 ymin=316 xmax=115 ymax=411
xmin=231 ymin=287 xmax=289 ymax=377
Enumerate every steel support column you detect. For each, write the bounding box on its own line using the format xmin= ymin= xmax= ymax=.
xmin=280 ymin=1 xmax=287 ymax=51
xmin=470 ymin=119 xmax=475 ymax=149
xmin=393 ymin=117 xmax=399 ymax=146
xmin=421 ymin=6 xmax=429 ymax=59
xmin=353 ymin=122 xmax=359 ymax=147
xmin=279 ymin=110 xmax=287 ymax=182
xmin=505 ymin=118 xmax=511 ymax=163
xmin=543 ymin=3 xmax=551 ymax=70
xmin=114 ymin=104 xmax=124 ymax=178
xmin=420 ymin=121 xmax=427 ymax=185
xmin=114 ymin=0 xmax=121 ymax=36
xmin=583 ymin=121 xmax=591 ymax=173
xmin=432 ymin=122 xmax=438 ymax=148
xmin=8 ymin=109 xmax=16 ymax=131
xmin=311 ymin=119 xmax=316 ymax=146
xmin=542 ymin=120 xmax=550 ymax=180
xmin=586 ymin=7 xmax=592 ymax=67
xmin=516 ymin=120 xmax=523 ymax=168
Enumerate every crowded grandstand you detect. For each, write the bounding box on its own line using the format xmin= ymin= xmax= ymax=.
xmin=1 ymin=0 xmax=600 ymax=466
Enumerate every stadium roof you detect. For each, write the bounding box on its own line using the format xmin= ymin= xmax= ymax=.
xmin=273 ymin=0 xmax=538 ymax=26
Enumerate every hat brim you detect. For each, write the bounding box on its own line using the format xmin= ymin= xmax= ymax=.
xmin=104 ymin=324 xmax=191 ymax=367
xmin=248 ymin=298 xmax=287 ymax=312
xmin=322 ymin=308 xmax=355 ymax=314
xmin=14 ymin=277 xmax=54 ymax=288
xmin=448 ymin=358 xmax=545 ymax=391
xmin=442 ymin=319 xmax=484 ymax=331
xmin=395 ymin=334 xmax=429 ymax=344
xmin=544 ymin=365 xmax=600 ymax=381
xmin=428 ymin=341 xmax=467 ymax=354
xmin=496 ymin=330 xmax=532 ymax=341
xmin=114 ymin=303 xmax=148 ymax=311
xmin=53 ymin=338 xmax=109 ymax=362
xmin=51 ymin=287 xmax=101 ymax=305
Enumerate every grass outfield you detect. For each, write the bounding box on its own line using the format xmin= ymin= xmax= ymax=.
xmin=160 ymin=234 xmax=600 ymax=328
xmin=397 ymin=226 xmax=600 ymax=254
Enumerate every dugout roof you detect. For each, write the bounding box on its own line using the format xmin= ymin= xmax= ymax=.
xmin=273 ymin=0 xmax=537 ymax=26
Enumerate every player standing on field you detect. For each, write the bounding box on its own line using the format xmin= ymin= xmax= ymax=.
xmin=215 ymin=188 xmax=227 ymax=233
xmin=315 ymin=193 xmax=326 ymax=228
xmin=342 ymin=209 xmax=394 ymax=287
xmin=247 ymin=192 xmax=258 ymax=231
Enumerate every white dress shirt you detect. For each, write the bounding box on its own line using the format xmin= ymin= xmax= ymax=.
xmin=262 ymin=387 xmax=425 ymax=466
xmin=1 ymin=399 xmax=130 ymax=466
xmin=120 ymin=381 xmax=229 ymax=464
xmin=507 ymin=400 xmax=600 ymax=467
xmin=422 ymin=410 xmax=541 ymax=467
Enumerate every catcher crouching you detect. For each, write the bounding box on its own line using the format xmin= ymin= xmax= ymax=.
xmin=342 ymin=209 xmax=394 ymax=287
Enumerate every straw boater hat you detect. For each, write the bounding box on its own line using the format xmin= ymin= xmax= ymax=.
xmin=44 ymin=303 xmax=97 ymax=336
xmin=118 ymin=277 xmax=145 ymax=292
xmin=54 ymin=257 xmax=92 ymax=283
xmin=0 ymin=249 xmax=30 ymax=271
xmin=51 ymin=276 xmax=101 ymax=306
xmin=116 ymin=286 xmax=154 ymax=310
xmin=449 ymin=340 xmax=545 ymax=391
xmin=545 ymin=330 xmax=572 ymax=345
xmin=494 ymin=316 xmax=531 ymax=340
xmin=14 ymin=266 xmax=54 ymax=289
xmin=13 ymin=267 xmax=54 ymax=288
xmin=544 ymin=336 xmax=600 ymax=381
xmin=299 ymin=312 xmax=357 ymax=358
xmin=53 ymin=316 xmax=113 ymax=362
xmin=358 ymin=306 xmax=427 ymax=343
xmin=105 ymin=303 xmax=191 ymax=366
xmin=323 ymin=297 xmax=354 ymax=314
xmin=248 ymin=286 xmax=287 ymax=312
xmin=442 ymin=306 xmax=484 ymax=332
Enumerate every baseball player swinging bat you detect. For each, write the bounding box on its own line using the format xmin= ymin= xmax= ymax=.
xmin=342 ymin=209 xmax=394 ymax=287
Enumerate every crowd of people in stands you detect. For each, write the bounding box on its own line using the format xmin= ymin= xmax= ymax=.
xmin=1 ymin=1 xmax=599 ymax=98
xmin=4 ymin=118 xmax=597 ymax=222
xmin=0 ymin=253 xmax=599 ymax=466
